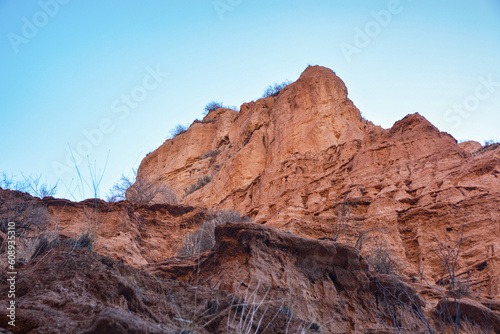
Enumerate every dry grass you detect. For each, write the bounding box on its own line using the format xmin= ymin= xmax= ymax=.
xmin=108 ymin=169 xmax=177 ymax=204
xmin=178 ymin=210 xmax=248 ymax=257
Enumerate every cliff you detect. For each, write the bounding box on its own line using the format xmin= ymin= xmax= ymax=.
xmin=1 ymin=65 xmax=499 ymax=333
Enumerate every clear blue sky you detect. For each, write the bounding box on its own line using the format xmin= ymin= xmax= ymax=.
xmin=1 ymin=0 xmax=499 ymax=200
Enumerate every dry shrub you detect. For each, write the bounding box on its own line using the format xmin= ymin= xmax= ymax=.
xmin=108 ymin=170 xmax=177 ymax=204
xmin=183 ymin=175 xmax=213 ymax=196
xmin=204 ymin=101 xmax=224 ymax=115
xmin=262 ymin=80 xmax=291 ymax=98
xmin=202 ymin=150 xmax=220 ymax=159
xmin=23 ymin=231 xmax=95 ymax=261
xmin=0 ymin=172 xmax=57 ymax=199
xmin=365 ymin=240 xmax=402 ymax=276
xmin=170 ymin=124 xmax=188 ymax=138
xmin=178 ymin=210 xmax=248 ymax=257
xmin=0 ymin=190 xmax=51 ymax=238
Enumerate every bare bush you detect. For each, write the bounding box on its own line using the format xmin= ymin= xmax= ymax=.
xmin=107 ymin=170 xmax=177 ymax=204
xmin=204 ymin=101 xmax=225 ymax=115
xmin=484 ymin=139 xmax=499 ymax=146
xmin=365 ymin=240 xmax=403 ymax=276
xmin=475 ymin=140 xmax=500 ymax=154
xmin=183 ymin=175 xmax=213 ymax=196
xmin=330 ymin=191 xmax=358 ymax=244
xmin=22 ymin=231 xmax=95 ymax=261
xmin=170 ymin=124 xmax=188 ymax=138
xmin=226 ymin=279 xmax=276 ymax=334
xmin=427 ymin=227 xmax=470 ymax=333
xmin=178 ymin=210 xmax=248 ymax=257
xmin=262 ymin=80 xmax=291 ymax=98
xmin=202 ymin=150 xmax=220 ymax=159
xmin=0 ymin=172 xmax=16 ymax=190
xmin=372 ymin=225 xmax=476 ymax=333
xmin=0 ymin=190 xmax=51 ymax=238
xmin=370 ymin=278 xmax=431 ymax=334
xmin=328 ymin=190 xmax=385 ymax=250
xmin=0 ymin=172 xmax=57 ymax=199
xmin=19 ymin=174 xmax=58 ymax=199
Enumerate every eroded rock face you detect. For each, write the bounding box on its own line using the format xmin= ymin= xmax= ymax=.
xmin=1 ymin=65 xmax=499 ymax=332
xmin=0 ymin=242 xmax=320 ymax=334
xmin=1 ymin=216 xmax=496 ymax=333
xmin=42 ymin=197 xmax=208 ymax=267
xmin=136 ymin=65 xmax=500 ymax=303
xmin=147 ymin=222 xmax=431 ymax=333
xmin=137 ymin=66 xmax=375 ymax=208
xmin=459 ymin=140 xmax=483 ymax=153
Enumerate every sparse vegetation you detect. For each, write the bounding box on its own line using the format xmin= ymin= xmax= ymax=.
xmin=330 ymin=191 xmax=357 ymax=244
xmin=17 ymin=232 xmax=58 ymax=262
xmin=204 ymin=101 xmax=225 ymax=115
xmin=203 ymin=101 xmax=239 ymax=116
xmin=226 ymin=279 xmax=276 ymax=334
xmin=199 ymin=118 xmax=217 ymax=124
xmin=328 ymin=190 xmax=384 ymax=251
xmin=0 ymin=171 xmax=97 ymax=264
xmin=0 ymin=172 xmax=57 ymax=199
xmin=0 ymin=189 xmax=51 ymax=238
xmin=472 ymin=139 xmax=500 ymax=155
xmin=170 ymin=124 xmax=188 ymax=138
xmin=19 ymin=174 xmax=58 ymax=199
xmin=262 ymin=80 xmax=291 ymax=98
xmin=481 ymin=139 xmax=499 ymax=151
xmin=178 ymin=210 xmax=248 ymax=257
xmin=7 ymin=230 xmax=95 ymax=265
xmin=365 ymin=240 xmax=403 ymax=276
xmin=183 ymin=175 xmax=213 ymax=196
xmin=202 ymin=150 xmax=220 ymax=159
xmin=107 ymin=169 xmax=177 ymax=204
xmin=371 ymin=225 xmax=476 ymax=334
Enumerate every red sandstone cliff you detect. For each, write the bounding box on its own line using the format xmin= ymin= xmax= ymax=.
xmin=137 ymin=66 xmax=500 ymax=302
xmin=1 ymin=65 xmax=499 ymax=333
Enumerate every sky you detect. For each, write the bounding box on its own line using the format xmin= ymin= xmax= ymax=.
xmin=1 ymin=0 xmax=499 ymax=201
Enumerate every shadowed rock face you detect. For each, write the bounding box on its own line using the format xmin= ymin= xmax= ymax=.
xmin=147 ymin=222 xmax=401 ymax=332
xmin=0 ymin=221 xmax=432 ymax=334
xmin=42 ymin=196 xmax=209 ymax=267
xmin=0 ymin=240 xmax=326 ymax=334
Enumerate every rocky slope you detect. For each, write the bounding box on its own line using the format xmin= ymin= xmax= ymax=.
xmin=0 ymin=238 xmax=321 ymax=334
xmin=1 ymin=65 xmax=499 ymax=333
xmin=42 ymin=197 xmax=208 ymax=267
xmin=1 ymin=208 xmax=497 ymax=333
xmin=137 ymin=65 xmax=500 ymax=303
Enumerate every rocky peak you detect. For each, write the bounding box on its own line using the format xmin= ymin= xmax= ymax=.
xmin=2 ymin=65 xmax=499 ymax=333
xmin=134 ymin=65 xmax=500 ymax=306
xmin=137 ymin=66 xmax=374 ymax=203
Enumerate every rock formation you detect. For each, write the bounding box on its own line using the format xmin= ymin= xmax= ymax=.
xmin=137 ymin=65 xmax=500 ymax=301
xmin=1 ymin=65 xmax=499 ymax=333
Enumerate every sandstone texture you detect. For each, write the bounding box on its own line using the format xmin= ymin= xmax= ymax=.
xmin=138 ymin=66 xmax=500 ymax=301
xmin=1 ymin=65 xmax=499 ymax=333
xmin=0 ymin=241 xmax=320 ymax=334
xmin=43 ymin=197 xmax=208 ymax=266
